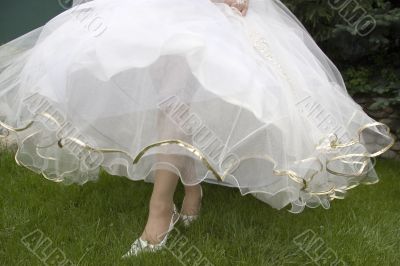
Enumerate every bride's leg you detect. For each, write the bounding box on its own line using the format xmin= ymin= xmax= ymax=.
xmin=182 ymin=182 xmax=202 ymax=216
xmin=139 ymin=68 xmax=185 ymax=243
xmin=141 ymin=57 xmax=202 ymax=240
xmin=154 ymin=112 xmax=202 ymax=217
xmin=140 ymin=168 xmax=179 ymax=244
xmin=180 ymin=157 xmax=202 ymax=216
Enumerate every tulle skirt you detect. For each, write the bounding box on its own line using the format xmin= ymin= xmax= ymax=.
xmin=0 ymin=0 xmax=394 ymax=213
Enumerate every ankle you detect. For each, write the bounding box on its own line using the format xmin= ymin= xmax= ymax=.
xmin=181 ymin=186 xmax=202 ymax=216
xmin=149 ymin=199 xmax=174 ymax=215
xmin=184 ymin=185 xmax=202 ymax=199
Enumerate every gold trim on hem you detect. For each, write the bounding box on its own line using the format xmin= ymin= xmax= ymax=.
xmin=0 ymin=114 xmax=395 ymax=197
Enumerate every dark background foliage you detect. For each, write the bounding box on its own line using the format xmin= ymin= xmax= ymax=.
xmin=283 ymin=0 xmax=400 ymax=111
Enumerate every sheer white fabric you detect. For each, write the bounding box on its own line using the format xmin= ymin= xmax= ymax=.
xmin=72 ymin=0 xmax=93 ymax=6
xmin=0 ymin=0 xmax=394 ymax=213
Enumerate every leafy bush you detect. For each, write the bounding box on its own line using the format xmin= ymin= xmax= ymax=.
xmin=282 ymin=0 xmax=400 ymax=110
xmin=343 ymin=57 xmax=400 ymax=110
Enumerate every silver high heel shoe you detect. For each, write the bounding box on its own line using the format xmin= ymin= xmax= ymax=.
xmin=121 ymin=203 xmax=180 ymax=258
xmin=180 ymin=186 xmax=203 ymax=227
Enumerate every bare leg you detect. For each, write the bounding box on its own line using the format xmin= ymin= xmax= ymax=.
xmin=180 ymin=155 xmax=203 ymax=216
xmin=140 ymin=119 xmax=202 ymax=243
xmin=182 ymin=183 xmax=202 ymax=216
xmin=139 ymin=57 xmax=202 ymax=244
xmin=140 ymin=168 xmax=179 ymax=244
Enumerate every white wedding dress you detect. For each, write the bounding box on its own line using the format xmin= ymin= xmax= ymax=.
xmin=0 ymin=0 xmax=394 ymax=213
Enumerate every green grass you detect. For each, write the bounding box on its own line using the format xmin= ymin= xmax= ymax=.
xmin=0 ymin=147 xmax=399 ymax=266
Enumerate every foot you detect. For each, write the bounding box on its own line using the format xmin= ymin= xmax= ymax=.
xmin=122 ymin=203 xmax=179 ymax=258
xmin=180 ymin=185 xmax=203 ymax=226
xmin=141 ymin=201 xmax=178 ymax=244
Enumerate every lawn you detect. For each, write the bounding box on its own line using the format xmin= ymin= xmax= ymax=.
xmin=0 ymin=147 xmax=399 ymax=266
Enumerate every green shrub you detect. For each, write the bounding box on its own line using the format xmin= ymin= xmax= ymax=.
xmin=282 ymin=0 xmax=400 ymax=110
